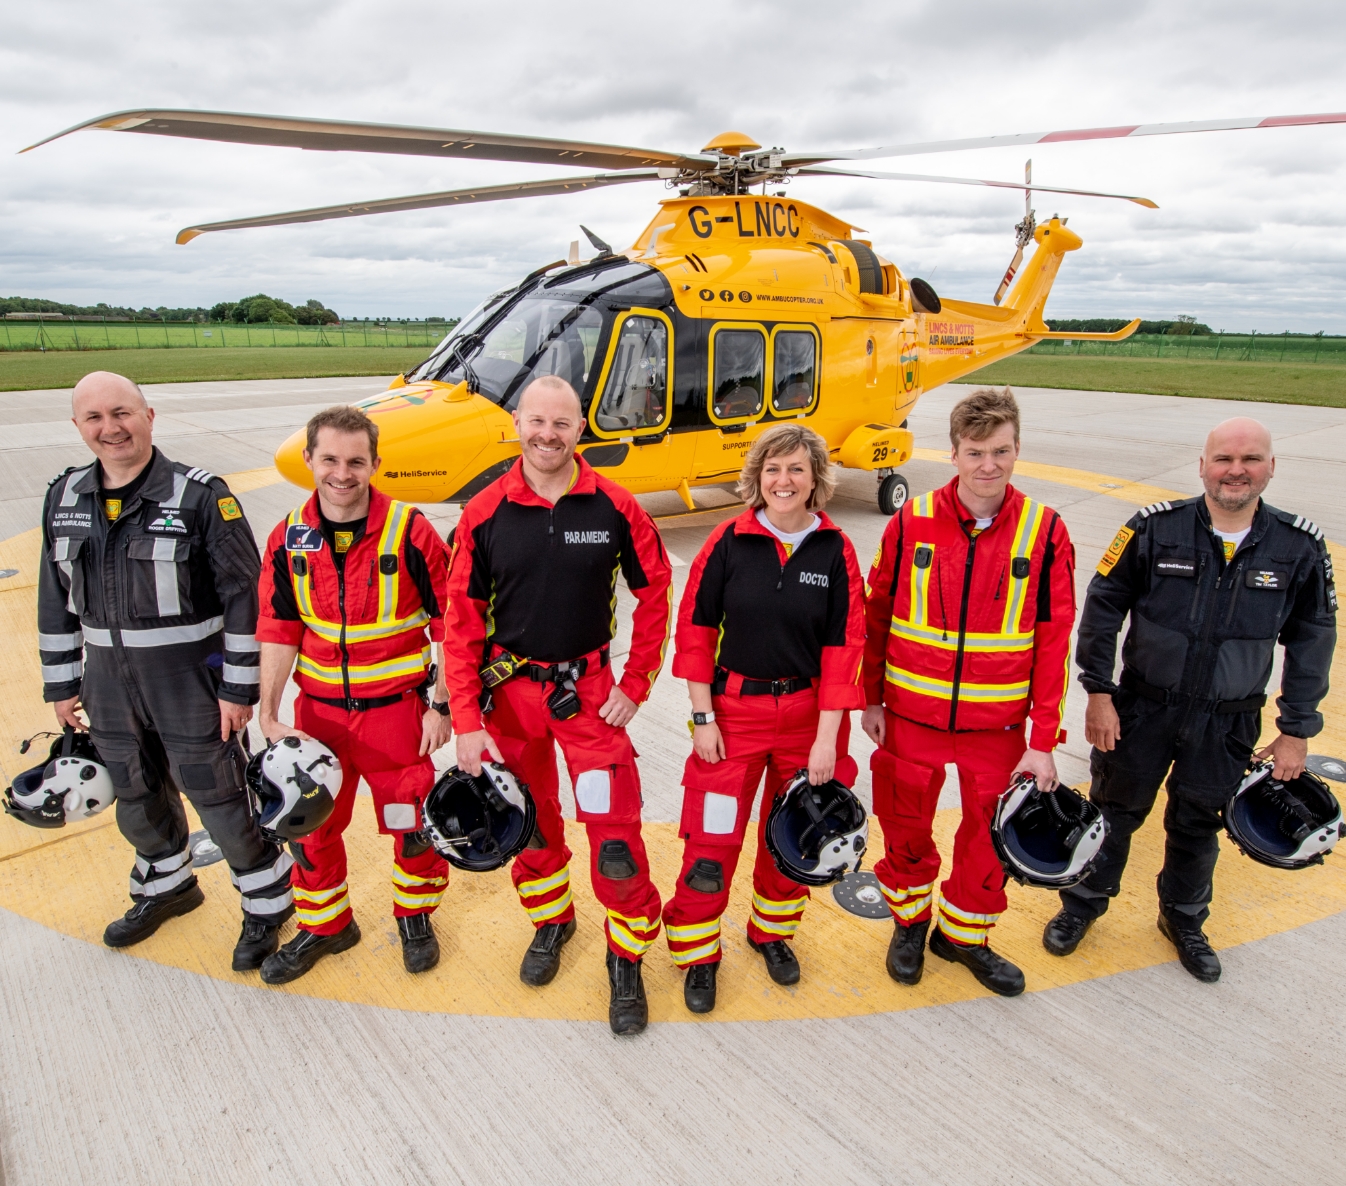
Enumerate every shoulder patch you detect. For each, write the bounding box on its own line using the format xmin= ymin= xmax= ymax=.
xmin=217 ymin=496 xmax=242 ymax=522
xmin=1096 ymin=525 xmax=1135 ymax=577
xmin=1138 ymin=501 xmax=1174 ymax=518
xmin=1291 ymin=514 xmax=1325 ymax=542
xmin=183 ymin=466 xmax=217 ymax=485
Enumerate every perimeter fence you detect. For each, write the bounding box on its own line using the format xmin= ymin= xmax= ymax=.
xmin=1022 ymin=331 xmax=1346 ymax=363
xmin=0 ymin=317 xmax=453 ymax=352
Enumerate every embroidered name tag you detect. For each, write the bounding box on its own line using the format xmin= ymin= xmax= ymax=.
xmin=1155 ymin=559 xmax=1196 ymax=577
xmin=285 ymin=524 xmax=325 ymax=552
xmin=146 ymin=511 xmax=189 ymax=535
xmin=1246 ymin=569 xmax=1288 ymax=590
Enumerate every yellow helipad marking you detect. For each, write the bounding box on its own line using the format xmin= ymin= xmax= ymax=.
xmin=2 ymin=454 xmax=1344 ymax=1021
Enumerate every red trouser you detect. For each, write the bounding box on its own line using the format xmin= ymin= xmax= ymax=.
xmin=871 ymin=712 xmax=1025 ymax=946
xmin=662 ymin=683 xmax=858 ymax=967
xmin=290 ymin=692 xmax=447 ymax=936
xmin=485 ymin=659 xmax=662 ymax=960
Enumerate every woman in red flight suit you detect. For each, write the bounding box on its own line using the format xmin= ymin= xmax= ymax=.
xmin=663 ymin=424 xmax=865 ymax=1014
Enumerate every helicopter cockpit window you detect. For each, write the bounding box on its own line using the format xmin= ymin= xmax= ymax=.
xmin=594 ymin=316 xmax=668 ymax=433
xmin=772 ymin=331 xmax=817 ymax=411
xmin=712 ymin=329 xmax=765 ymax=421
xmin=426 ymin=297 xmax=604 ymax=410
xmin=405 ymin=290 xmax=511 ymax=383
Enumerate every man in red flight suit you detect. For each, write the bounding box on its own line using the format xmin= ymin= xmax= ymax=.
xmin=862 ymin=387 xmax=1076 ymax=997
xmin=446 ymin=375 xmax=672 ymax=1037
xmin=257 ymin=405 xmax=453 ymax=984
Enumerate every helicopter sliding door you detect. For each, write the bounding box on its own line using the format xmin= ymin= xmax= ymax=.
xmin=581 ymin=308 xmax=675 ymax=485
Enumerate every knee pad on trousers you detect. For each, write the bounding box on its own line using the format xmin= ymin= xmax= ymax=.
xmin=684 ymin=858 xmax=724 ymax=895
xmin=597 ymin=839 xmax=638 ymax=880
xmin=400 ymin=830 xmax=432 ymax=859
xmin=288 ymin=840 xmax=315 ymax=872
xmin=526 ymin=821 xmax=547 ymax=850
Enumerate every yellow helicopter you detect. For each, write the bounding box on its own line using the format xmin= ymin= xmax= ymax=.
xmin=26 ymin=108 xmax=1346 ymax=514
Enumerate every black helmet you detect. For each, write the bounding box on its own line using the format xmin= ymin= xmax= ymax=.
xmin=422 ymin=763 xmax=536 ymax=872
xmin=3 ymin=729 xmax=115 ymax=829
xmin=245 ymin=736 xmax=342 ymax=843
xmin=1225 ymin=763 xmax=1344 ymax=870
xmin=991 ymin=774 xmax=1108 ymax=888
xmin=764 ymin=772 xmax=868 ymax=886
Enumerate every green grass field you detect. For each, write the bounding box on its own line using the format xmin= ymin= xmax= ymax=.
xmin=0 ymin=347 xmax=433 ymax=392
xmin=972 ymin=354 xmax=1346 ymax=407
xmin=0 ymin=320 xmax=447 ymax=352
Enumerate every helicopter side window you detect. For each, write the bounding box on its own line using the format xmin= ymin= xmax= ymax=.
xmin=712 ymin=329 xmax=765 ymax=421
xmin=594 ymin=315 xmax=669 ymax=433
xmin=772 ymin=330 xmax=817 ymax=412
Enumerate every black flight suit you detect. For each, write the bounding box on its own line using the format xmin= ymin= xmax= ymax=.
xmin=1068 ymin=495 xmax=1336 ymax=928
xmin=38 ymin=448 xmax=292 ymax=917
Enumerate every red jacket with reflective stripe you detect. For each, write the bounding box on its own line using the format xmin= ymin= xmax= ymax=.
xmin=674 ymin=509 xmax=865 ymax=710
xmin=257 ymin=487 xmax=449 ymax=699
xmin=443 ymin=458 xmax=673 ymax=732
xmin=862 ymin=478 xmax=1076 ymax=750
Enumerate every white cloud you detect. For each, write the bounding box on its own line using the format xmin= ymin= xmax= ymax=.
xmin=0 ymin=0 xmax=1343 ymax=329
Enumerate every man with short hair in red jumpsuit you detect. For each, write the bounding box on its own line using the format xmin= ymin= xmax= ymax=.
xmin=446 ymin=375 xmax=672 ymax=1036
xmin=257 ymin=405 xmax=453 ymax=984
xmin=862 ymin=387 xmax=1075 ymax=997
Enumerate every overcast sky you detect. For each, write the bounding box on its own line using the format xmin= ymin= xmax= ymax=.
xmin=2 ymin=0 xmax=1344 ymax=330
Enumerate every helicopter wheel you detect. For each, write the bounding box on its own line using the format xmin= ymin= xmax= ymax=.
xmin=878 ymin=473 xmax=910 ymax=516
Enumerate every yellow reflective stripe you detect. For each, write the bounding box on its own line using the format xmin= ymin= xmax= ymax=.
xmin=296 ymin=646 xmax=431 ymax=687
xmin=879 ymin=881 xmax=934 ymax=919
xmin=518 ymin=866 xmax=571 ymax=898
xmin=525 ymin=890 xmax=573 ymax=923
xmin=607 ymin=910 xmax=658 ymax=957
xmin=377 ymin=500 xmax=414 ymax=625
xmin=1001 ymin=498 xmax=1046 ymax=634
xmin=391 ymin=867 xmax=448 ymax=888
xmin=750 ymin=912 xmax=801 ymax=936
xmin=293 ymin=881 xmax=348 ymax=905
xmin=294 ymin=890 xmax=351 ymax=926
xmin=907 ymin=542 xmax=933 ymax=627
xmin=911 ymin=491 xmax=935 ymax=518
xmin=670 ymin=938 xmax=722 ymax=966
xmin=885 ymin=665 xmax=1030 ymax=702
xmin=666 ymin=919 xmax=721 ymax=942
xmin=299 ymin=609 xmax=431 ymax=646
xmin=889 ymin=620 xmax=1034 ymax=653
xmin=751 ymin=892 xmax=808 ymax=915
xmin=392 ymin=887 xmax=445 ymax=909
xmin=286 ymin=509 xmax=317 ymax=622
xmin=938 ymin=894 xmax=998 ymax=926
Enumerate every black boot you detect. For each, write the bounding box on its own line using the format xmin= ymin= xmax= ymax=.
xmin=232 ymin=905 xmax=294 ymax=972
xmin=886 ymin=919 xmax=929 ymax=985
xmin=103 ymin=882 xmax=204 ymax=948
xmin=929 ymin=927 xmax=1025 ymax=997
xmin=398 ymin=913 xmax=440 ymax=974
xmin=606 ymin=949 xmax=648 ymax=1036
xmin=1157 ymin=913 xmax=1221 ymax=982
xmin=1043 ymin=908 xmax=1094 ymax=957
xmin=520 ymin=919 xmax=577 ymax=986
xmin=260 ymin=920 xmax=361 ymax=985
xmin=684 ymin=962 xmax=718 ymax=1014
xmin=747 ymin=936 xmax=801 ymax=986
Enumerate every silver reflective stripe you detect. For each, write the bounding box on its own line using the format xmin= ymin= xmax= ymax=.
xmin=223 ymin=663 xmax=260 ymax=684
xmin=82 ymin=616 xmax=223 ymax=648
xmin=41 ymin=661 xmax=83 ymax=682
xmin=230 ymin=850 xmax=295 ymax=893
xmin=130 ymin=863 xmax=195 ymax=898
xmin=52 ymin=536 xmax=72 ymax=562
xmin=241 ymin=890 xmax=294 ymax=915
xmin=38 ymin=631 xmax=82 ymax=650
xmin=159 ymin=472 xmax=188 ymax=510
xmin=135 ymin=847 xmax=192 ymax=876
xmin=61 ymin=467 xmax=91 ymax=507
xmin=153 ymin=538 xmax=181 ymax=617
xmin=224 ymin=632 xmax=260 ymax=652
xmin=185 ymin=467 xmax=216 ymax=485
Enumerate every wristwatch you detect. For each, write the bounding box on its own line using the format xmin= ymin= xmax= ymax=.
xmin=691 ymin=711 xmax=715 ymax=726
xmin=429 ymin=699 xmax=450 ymax=717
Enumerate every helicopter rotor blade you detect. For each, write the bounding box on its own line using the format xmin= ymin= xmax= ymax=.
xmin=21 ymin=108 xmax=714 ymax=173
xmin=783 ymin=111 xmax=1346 ymax=166
xmin=797 ymin=166 xmax=1159 ymax=208
xmin=174 ymin=171 xmax=661 ymax=244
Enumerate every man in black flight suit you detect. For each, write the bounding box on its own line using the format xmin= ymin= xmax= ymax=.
xmin=38 ymin=371 xmax=293 ymax=969
xmin=1044 ymin=416 xmax=1336 ymax=982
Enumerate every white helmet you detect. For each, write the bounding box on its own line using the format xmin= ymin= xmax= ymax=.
xmin=991 ymin=774 xmax=1108 ymax=889
xmin=764 ymin=772 xmax=868 ymax=886
xmin=4 ymin=729 xmax=115 ymax=828
xmin=246 ymin=736 xmax=343 ymax=842
xmin=1226 ymin=763 xmax=1344 ymax=870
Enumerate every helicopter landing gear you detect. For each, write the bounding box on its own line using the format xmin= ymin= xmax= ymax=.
xmin=877 ymin=470 xmax=909 ymax=516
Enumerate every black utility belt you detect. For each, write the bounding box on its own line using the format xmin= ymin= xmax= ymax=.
xmin=479 ymin=645 xmax=610 ymax=722
xmin=307 ymin=690 xmax=410 ymax=713
xmin=712 ymin=668 xmax=813 ymax=698
xmin=1120 ymin=669 xmax=1266 ymax=715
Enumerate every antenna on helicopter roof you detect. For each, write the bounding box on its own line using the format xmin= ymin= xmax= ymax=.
xmin=567 ymin=240 xmax=581 ymax=266
xmin=994 ymin=159 xmax=1036 ymax=306
xmin=580 ymin=225 xmax=614 ymax=259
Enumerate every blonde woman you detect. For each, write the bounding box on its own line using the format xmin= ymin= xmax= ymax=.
xmin=662 ymin=424 xmax=865 ymax=1013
